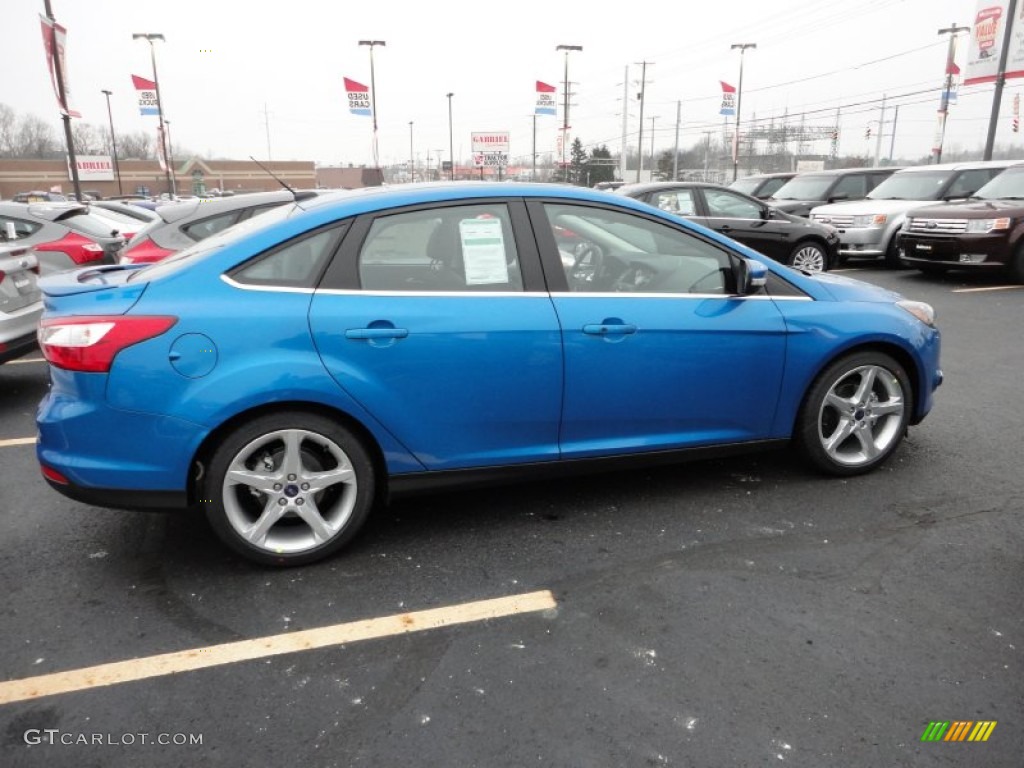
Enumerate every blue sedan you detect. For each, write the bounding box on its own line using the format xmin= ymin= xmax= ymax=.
xmin=35 ymin=183 xmax=942 ymax=565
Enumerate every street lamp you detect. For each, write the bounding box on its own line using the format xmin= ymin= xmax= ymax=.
xmin=556 ymin=44 xmax=583 ymax=176
xmin=358 ymin=40 xmax=386 ymax=170
xmin=101 ymin=89 xmax=123 ymax=195
xmin=164 ymin=119 xmax=176 ymax=196
xmin=446 ymin=92 xmax=455 ymax=180
xmin=730 ymin=42 xmax=756 ymax=182
xmin=132 ymin=32 xmax=174 ymax=195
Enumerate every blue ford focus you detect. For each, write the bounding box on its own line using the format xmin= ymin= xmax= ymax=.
xmin=35 ymin=183 xmax=942 ymax=565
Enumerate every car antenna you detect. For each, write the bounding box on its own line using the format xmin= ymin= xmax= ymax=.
xmin=249 ymin=155 xmax=296 ymax=196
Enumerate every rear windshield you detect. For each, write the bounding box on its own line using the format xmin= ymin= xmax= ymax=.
xmin=729 ymin=178 xmax=761 ymax=195
xmin=975 ymin=167 xmax=1024 ymax=199
xmin=128 ymin=201 xmax=303 ymax=282
xmin=771 ymin=175 xmax=833 ymax=200
xmin=61 ymin=211 xmax=123 ymax=239
xmin=867 ymin=171 xmax=954 ymax=200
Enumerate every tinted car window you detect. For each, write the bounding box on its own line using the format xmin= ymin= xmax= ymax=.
xmin=0 ymin=216 xmax=43 ymax=241
xmin=650 ymin=189 xmax=697 ymax=215
xmin=975 ymin=166 xmax=1024 ymax=198
xmin=703 ymin=189 xmax=762 ymax=219
xmin=230 ymin=226 xmax=344 ymax=289
xmin=358 ymin=204 xmax=523 ymax=292
xmin=758 ymin=177 xmax=789 ymax=198
xmin=772 ymin=175 xmax=833 ymax=200
xmin=831 ymin=174 xmax=868 ymax=200
xmin=542 ymin=203 xmax=733 ymax=295
xmin=182 ymin=210 xmax=244 ymax=241
xmin=946 ymin=169 xmax=999 ymax=198
xmin=867 ymin=171 xmax=953 ymax=200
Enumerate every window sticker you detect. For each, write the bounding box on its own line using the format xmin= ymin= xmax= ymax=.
xmin=458 ymin=217 xmax=509 ymax=285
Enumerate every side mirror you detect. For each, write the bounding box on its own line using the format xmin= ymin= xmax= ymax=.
xmin=827 ymin=194 xmax=849 ymax=203
xmin=762 ymin=207 xmax=777 ymax=220
xmin=734 ymin=257 xmax=768 ymax=295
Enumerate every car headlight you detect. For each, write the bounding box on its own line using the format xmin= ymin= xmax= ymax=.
xmin=852 ymin=213 xmax=887 ymax=227
xmin=897 ymin=300 xmax=936 ymax=327
xmin=965 ymin=217 xmax=1011 ymax=233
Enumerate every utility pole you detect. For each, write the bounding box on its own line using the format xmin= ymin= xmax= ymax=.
xmin=556 ymin=45 xmax=583 ymax=176
xmin=649 ymin=116 xmax=659 ymax=177
xmin=620 ymin=65 xmax=629 ymax=181
xmin=43 ymin=1 xmax=82 ymax=201
xmin=101 ymin=89 xmax=123 ymax=195
xmin=409 ymin=121 xmax=414 ymax=182
xmin=889 ymin=105 xmax=899 ymax=162
xmin=358 ymin=40 xmax=386 ymax=171
xmin=672 ymin=100 xmax=681 ymax=181
xmin=873 ymin=94 xmax=886 ymax=166
xmin=935 ymin=22 xmax=970 ymax=163
xmin=532 ymin=113 xmax=537 ymax=181
xmin=635 ymin=61 xmax=652 ymax=183
xmin=730 ymin=43 xmax=756 ymax=182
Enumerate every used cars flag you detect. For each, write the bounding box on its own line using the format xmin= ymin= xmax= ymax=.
xmin=535 ymin=81 xmax=557 ymax=116
xmin=345 ymin=78 xmax=372 ymax=116
xmin=719 ymin=82 xmax=736 ymax=116
xmin=132 ymin=75 xmax=159 ymax=116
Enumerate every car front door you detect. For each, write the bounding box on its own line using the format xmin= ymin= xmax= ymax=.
xmin=529 ymin=200 xmax=790 ymax=458
xmin=698 ymin=187 xmax=792 ymax=262
xmin=309 ymin=200 xmax=563 ymax=471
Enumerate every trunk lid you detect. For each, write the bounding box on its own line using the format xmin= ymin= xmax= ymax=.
xmin=38 ymin=263 xmax=149 ymax=315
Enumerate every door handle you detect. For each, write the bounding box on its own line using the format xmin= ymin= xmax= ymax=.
xmin=583 ymin=323 xmax=637 ymax=336
xmin=718 ymin=225 xmax=732 ymax=232
xmin=345 ymin=327 xmax=409 ymax=340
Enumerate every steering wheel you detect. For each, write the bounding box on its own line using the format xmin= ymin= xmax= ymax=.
xmin=569 ymin=244 xmax=605 ymax=288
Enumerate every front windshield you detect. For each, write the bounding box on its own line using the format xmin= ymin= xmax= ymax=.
xmin=867 ymin=171 xmax=953 ymax=200
xmin=974 ymin=167 xmax=1024 ymax=199
xmin=771 ymin=175 xmax=832 ymax=200
xmin=729 ymin=178 xmax=760 ymax=195
xmin=128 ymin=201 xmax=302 ymax=282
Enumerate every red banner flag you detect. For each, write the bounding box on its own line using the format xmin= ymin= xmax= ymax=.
xmin=40 ymin=14 xmax=80 ymax=117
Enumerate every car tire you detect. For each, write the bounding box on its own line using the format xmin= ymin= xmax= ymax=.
xmin=883 ymin=236 xmax=907 ymax=269
xmin=788 ymin=240 xmax=828 ymax=272
xmin=1009 ymin=244 xmax=1024 ymax=284
xmin=202 ymin=411 xmax=376 ymax=566
xmin=795 ymin=351 xmax=913 ymax=477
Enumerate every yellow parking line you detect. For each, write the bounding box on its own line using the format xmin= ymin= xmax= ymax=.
xmin=0 ymin=437 xmax=37 ymax=448
xmin=6 ymin=357 xmax=45 ymax=365
xmin=0 ymin=589 xmax=557 ymax=706
xmin=952 ymin=285 xmax=1024 ymax=293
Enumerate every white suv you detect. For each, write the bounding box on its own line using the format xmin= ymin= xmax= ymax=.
xmin=809 ymin=160 xmax=1013 ymax=267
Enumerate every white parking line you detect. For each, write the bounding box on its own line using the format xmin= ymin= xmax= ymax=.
xmin=0 ymin=589 xmax=557 ymax=705
xmin=0 ymin=437 xmax=37 ymax=448
xmin=951 ymin=285 xmax=1024 ymax=294
xmin=6 ymin=357 xmax=45 ymax=365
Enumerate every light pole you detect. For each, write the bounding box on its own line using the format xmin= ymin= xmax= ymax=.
xmin=101 ymin=89 xmax=123 ymax=195
xmin=164 ymin=119 xmax=176 ymax=195
xmin=446 ymin=93 xmax=455 ymax=180
xmin=934 ymin=23 xmax=970 ymax=163
xmin=358 ymin=40 xmax=386 ymax=170
xmin=408 ymin=121 xmax=414 ymax=182
xmin=133 ymin=33 xmax=174 ymax=196
xmin=730 ymin=42 xmax=756 ymax=182
xmin=649 ymin=115 xmax=659 ymax=178
xmin=556 ymin=45 xmax=583 ymax=177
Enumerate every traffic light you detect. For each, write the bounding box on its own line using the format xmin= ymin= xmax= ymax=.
xmin=865 ymin=126 xmax=872 ymax=139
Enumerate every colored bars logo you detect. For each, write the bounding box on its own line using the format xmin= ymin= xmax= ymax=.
xmin=921 ymin=721 xmax=997 ymax=742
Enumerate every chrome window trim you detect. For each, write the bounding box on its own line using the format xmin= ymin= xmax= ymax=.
xmin=221 ymin=274 xmax=315 ymax=294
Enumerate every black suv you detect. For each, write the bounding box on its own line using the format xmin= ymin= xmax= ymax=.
xmin=767 ymin=167 xmax=900 ymax=217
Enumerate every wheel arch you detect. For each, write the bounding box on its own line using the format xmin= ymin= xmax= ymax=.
xmin=188 ymin=400 xmax=389 ymax=508
xmin=791 ymin=340 xmax=922 ymax=436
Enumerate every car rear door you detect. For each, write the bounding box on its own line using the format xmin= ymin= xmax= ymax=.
xmin=528 ymin=199 xmax=789 ymax=458
xmin=308 ymin=199 xmax=563 ymax=471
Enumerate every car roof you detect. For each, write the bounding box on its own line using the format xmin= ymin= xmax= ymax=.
xmin=736 ymin=172 xmax=795 ymax=180
xmin=891 ymin=159 xmax=1020 ymax=173
xmin=615 ymin=181 xmax=732 ymax=195
xmin=154 ymin=189 xmax=316 ymax=224
xmin=789 ymin=167 xmax=904 ymax=178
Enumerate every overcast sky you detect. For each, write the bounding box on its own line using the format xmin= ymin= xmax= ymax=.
xmin=6 ymin=0 xmax=1019 ymax=169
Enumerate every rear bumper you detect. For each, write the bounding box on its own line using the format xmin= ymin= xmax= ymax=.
xmin=0 ymin=300 xmax=42 ymax=362
xmin=41 ymin=475 xmax=188 ymax=511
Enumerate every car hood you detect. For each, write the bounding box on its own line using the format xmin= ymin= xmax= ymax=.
xmin=803 ymin=270 xmax=903 ymax=303
xmin=767 ymin=199 xmax=822 ymax=213
xmin=811 ymin=198 xmax=938 ymax=217
xmin=905 ymin=198 xmax=1024 ymax=218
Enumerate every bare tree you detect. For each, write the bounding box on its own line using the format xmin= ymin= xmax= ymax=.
xmin=0 ymin=104 xmax=16 ymax=157
xmin=14 ymin=114 xmax=58 ymax=158
xmin=71 ymin=122 xmax=103 ymax=155
xmin=117 ymin=130 xmax=153 ymax=159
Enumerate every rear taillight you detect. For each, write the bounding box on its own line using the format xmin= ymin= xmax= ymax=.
xmin=121 ymin=236 xmax=175 ymax=264
xmin=34 ymin=232 xmax=106 ymax=265
xmin=38 ymin=315 xmax=177 ymax=372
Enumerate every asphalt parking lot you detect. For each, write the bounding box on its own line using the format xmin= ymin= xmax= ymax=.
xmin=1 ymin=266 xmax=1021 ymax=767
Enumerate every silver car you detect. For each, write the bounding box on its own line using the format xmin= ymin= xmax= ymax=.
xmin=0 ymin=244 xmax=43 ymax=364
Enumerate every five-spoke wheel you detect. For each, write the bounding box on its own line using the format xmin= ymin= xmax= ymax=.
xmin=202 ymin=412 xmax=374 ymax=565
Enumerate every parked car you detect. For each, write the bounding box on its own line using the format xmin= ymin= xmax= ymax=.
xmin=729 ymin=172 xmax=796 ymax=200
xmin=0 ymin=202 xmax=125 ymax=272
xmin=0 ymin=244 xmax=43 ymax=364
xmin=618 ymin=181 xmax=839 ymax=272
xmin=35 ymin=182 xmax=942 ymax=565
xmin=809 ymin=160 xmax=1014 ymax=268
xmin=120 ymin=189 xmax=320 ymax=264
xmin=898 ymin=162 xmax=1024 ymax=281
xmin=88 ymin=201 xmax=160 ymax=240
xmin=767 ymin=167 xmax=901 ymax=217
xmin=593 ymin=181 xmax=626 ymax=191
xmin=11 ymin=190 xmax=67 ymax=203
